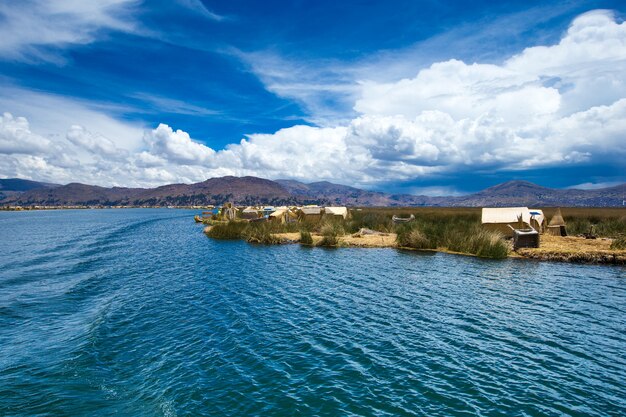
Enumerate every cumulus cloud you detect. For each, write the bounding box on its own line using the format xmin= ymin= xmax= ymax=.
xmin=66 ymin=125 xmax=127 ymax=158
xmin=0 ymin=113 xmax=51 ymax=154
xmin=1 ymin=10 xmax=625 ymax=189
xmin=0 ymin=85 xmax=145 ymax=151
xmin=356 ymin=10 xmax=626 ymax=123
xmin=0 ymin=112 xmax=132 ymax=185
xmin=145 ymin=124 xmax=216 ymax=165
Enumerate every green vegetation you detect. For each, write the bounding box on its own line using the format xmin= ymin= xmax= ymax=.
xmin=300 ymin=230 xmax=313 ymax=245
xmin=345 ymin=211 xmax=395 ymax=233
xmin=610 ymin=236 xmax=626 ymax=250
xmin=319 ymin=220 xmax=345 ymax=237
xmin=317 ymin=220 xmax=345 ymax=247
xmin=396 ymin=227 xmax=433 ymax=249
xmin=564 ymin=216 xmax=626 ymax=237
xmin=395 ymin=217 xmax=508 ymax=259
xmin=242 ymin=224 xmax=282 ymax=244
xmin=205 ymin=221 xmax=248 ymax=239
xmin=452 ymin=228 xmax=509 ymax=259
xmin=317 ymin=235 xmax=339 ymax=247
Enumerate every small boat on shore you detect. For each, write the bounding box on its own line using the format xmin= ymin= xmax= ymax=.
xmin=392 ymin=214 xmax=415 ymax=224
xmin=195 ymin=211 xmax=215 ymax=223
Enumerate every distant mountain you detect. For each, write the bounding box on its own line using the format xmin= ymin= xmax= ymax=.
xmin=0 ymin=178 xmax=59 ymax=191
xmin=1 ymin=176 xmax=295 ymax=207
xmin=275 ymin=179 xmax=422 ymax=206
xmin=450 ymin=181 xmax=626 ymax=207
xmin=1 ymin=177 xmax=624 ymax=207
xmin=0 ymin=178 xmax=60 ymax=201
xmin=138 ymin=176 xmax=294 ymax=206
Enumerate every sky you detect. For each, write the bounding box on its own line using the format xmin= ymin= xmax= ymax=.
xmin=0 ymin=0 xmax=625 ymax=195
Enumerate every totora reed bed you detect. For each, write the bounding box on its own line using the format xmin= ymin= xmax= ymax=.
xmin=201 ymin=207 xmax=626 ymax=263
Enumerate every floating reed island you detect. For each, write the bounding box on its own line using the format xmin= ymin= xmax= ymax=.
xmin=196 ymin=205 xmax=626 ymax=264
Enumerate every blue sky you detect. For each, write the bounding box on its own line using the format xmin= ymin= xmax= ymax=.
xmin=0 ymin=0 xmax=625 ymax=194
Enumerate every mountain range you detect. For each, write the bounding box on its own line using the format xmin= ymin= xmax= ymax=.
xmin=1 ymin=177 xmax=624 ymax=207
xmin=0 ymin=178 xmax=59 ymax=202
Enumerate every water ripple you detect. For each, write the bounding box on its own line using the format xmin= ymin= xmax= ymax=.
xmin=0 ymin=209 xmax=625 ymax=416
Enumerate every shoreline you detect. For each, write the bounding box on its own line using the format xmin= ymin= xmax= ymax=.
xmin=203 ymin=227 xmax=626 ymax=265
xmin=515 ymin=235 xmax=626 ymax=265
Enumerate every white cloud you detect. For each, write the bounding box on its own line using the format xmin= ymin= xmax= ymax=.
xmin=144 ymin=124 xmax=216 ymax=165
xmin=66 ymin=125 xmax=127 ymax=158
xmin=355 ymin=60 xmax=562 ymax=127
xmin=568 ymin=181 xmax=624 ymax=190
xmin=232 ymin=4 xmax=581 ymax=126
xmin=233 ymin=49 xmax=359 ymax=125
xmin=0 ymin=111 xmax=136 ymax=185
xmin=3 ymin=98 xmax=623 ymax=189
xmin=1 ymin=10 xmax=625 ymax=190
xmin=0 ymin=113 xmax=51 ymax=154
xmin=0 ymin=85 xmax=145 ymax=151
xmin=356 ymin=10 xmax=626 ymax=125
xmin=0 ymin=0 xmax=139 ymax=62
xmin=175 ymin=0 xmax=226 ymax=21
xmin=131 ymin=93 xmax=220 ymax=116
xmin=408 ymin=186 xmax=466 ymax=197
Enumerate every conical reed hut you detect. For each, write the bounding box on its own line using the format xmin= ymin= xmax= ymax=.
xmin=546 ymin=208 xmax=567 ymax=236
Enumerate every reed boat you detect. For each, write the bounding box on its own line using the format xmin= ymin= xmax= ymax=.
xmin=195 ymin=211 xmax=215 ymax=223
xmin=392 ymin=214 xmax=415 ymax=224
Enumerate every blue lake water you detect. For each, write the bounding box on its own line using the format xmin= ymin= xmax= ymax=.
xmin=0 ymin=209 xmax=625 ymax=416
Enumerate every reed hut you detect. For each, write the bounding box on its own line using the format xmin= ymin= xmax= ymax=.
xmin=481 ymin=207 xmax=532 ymax=238
xmin=240 ymin=207 xmax=261 ymax=220
xmin=546 ymin=208 xmax=567 ymax=236
xmin=298 ymin=206 xmax=323 ymax=222
xmin=269 ymin=207 xmax=298 ymax=224
xmin=324 ymin=206 xmax=349 ymax=220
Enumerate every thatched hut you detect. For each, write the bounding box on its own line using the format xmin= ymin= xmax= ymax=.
xmin=240 ymin=207 xmax=261 ymax=220
xmin=298 ymin=206 xmax=323 ymax=222
xmin=324 ymin=206 xmax=349 ymax=220
xmin=546 ymin=208 xmax=567 ymax=236
xmin=481 ymin=207 xmax=532 ymax=238
xmin=269 ymin=207 xmax=298 ymax=224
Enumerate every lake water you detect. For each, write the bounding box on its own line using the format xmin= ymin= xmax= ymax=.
xmin=1 ymin=209 xmax=625 ymax=416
